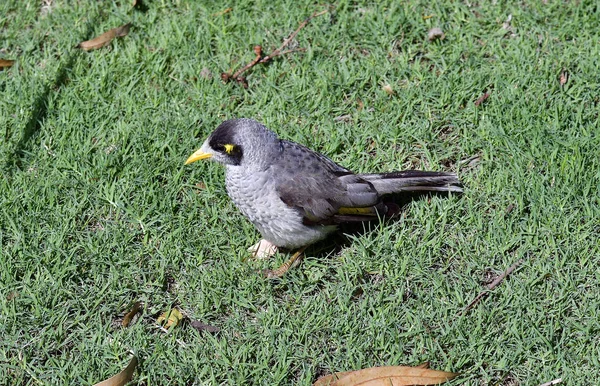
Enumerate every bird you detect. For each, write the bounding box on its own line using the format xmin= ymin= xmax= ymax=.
xmin=185 ymin=118 xmax=462 ymax=277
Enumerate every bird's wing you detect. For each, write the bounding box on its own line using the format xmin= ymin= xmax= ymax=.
xmin=274 ymin=141 xmax=382 ymax=225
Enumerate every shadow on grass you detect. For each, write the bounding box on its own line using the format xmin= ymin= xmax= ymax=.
xmin=273 ymin=190 xmax=463 ymax=278
xmin=3 ymin=18 xmax=99 ymax=176
xmin=3 ymin=55 xmax=75 ymax=174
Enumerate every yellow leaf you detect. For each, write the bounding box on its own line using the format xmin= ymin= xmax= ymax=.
xmin=157 ymin=308 xmax=183 ymax=329
xmin=93 ymin=355 xmax=137 ymax=386
xmin=78 ymin=23 xmax=131 ymax=51
xmin=313 ymin=365 xmax=458 ymax=386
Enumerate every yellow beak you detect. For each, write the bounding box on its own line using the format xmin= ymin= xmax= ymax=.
xmin=185 ymin=149 xmax=213 ymax=165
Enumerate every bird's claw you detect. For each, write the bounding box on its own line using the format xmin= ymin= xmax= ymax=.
xmin=260 ymin=247 xmax=306 ymax=279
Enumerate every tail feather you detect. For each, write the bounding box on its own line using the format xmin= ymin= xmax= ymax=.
xmin=359 ymin=171 xmax=463 ymax=195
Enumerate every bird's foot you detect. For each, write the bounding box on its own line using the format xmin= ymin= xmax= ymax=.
xmin=247 ymin=239 xmax=278 ymax=260
xmin=263 ymin=246 xmax=308 ymax=279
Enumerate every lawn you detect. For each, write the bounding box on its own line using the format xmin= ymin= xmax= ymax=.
xmin=1 ymin=0 xmax=599 ymax=385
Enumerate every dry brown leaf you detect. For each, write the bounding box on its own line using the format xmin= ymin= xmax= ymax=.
xmin=0 ymin=59 xmax=15 ymax=69
xmin=6 ymin=291 xmax=18 ymax=301
xmin=79 ymin=23 xmax=131 ymax=51
xmin=502 ymin=14 xmax=513 ymax=30
xmin=157 ymin=308 xmax=183 ymax=329
xmin=199 ymin=67 xmax=212 ymax=79
xmin=313 ymin=365 xmax=457 ymax=386
xmin=357 ymin=99 xmax=364 ymax=112
xmin=93 ymin=355 xmax=138 ymax=386
xmin=122 ymin=302 xmax=142 ymax=327
xmin=313 ymin=371 xmax=355 ymax=386
xmin=190 ymin=320 xmax=220 ymax=333
xmin=382 ymin=84 xmax=394 ymax=95
xmin=505 ymin=203 xmax=515 ymax=215
xmin=559 ymin=70 xmax=568 ymax=86
xmin=212 ymin=7 xmax=233 ymax=16
xmin=539 ymin=378 xmax=563 ymax=386
xmin=474 ymin=92 xmax=490 ymax=106
xmin=415 ymin=362 xmax=430 ymax=369
xmin=427 ymin=27 xmax=445 ymax=41
xmin=334 ymin=114 xmax=352 ymax=123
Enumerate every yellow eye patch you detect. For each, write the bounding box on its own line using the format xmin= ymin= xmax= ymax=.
xmin=224 ymin=144 xmax=235 ymax=154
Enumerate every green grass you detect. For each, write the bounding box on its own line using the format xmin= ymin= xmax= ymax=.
xmin=1 ymin=0 xmax=599 ymax=384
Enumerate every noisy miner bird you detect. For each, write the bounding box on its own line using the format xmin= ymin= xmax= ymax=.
xmin=185 ymin=118 xmax=462 ymax=278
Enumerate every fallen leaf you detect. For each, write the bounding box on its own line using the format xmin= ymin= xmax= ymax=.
xmin=212 ymin=7 xmax=233 ymax=16
xmin=93 ymin=355 xmax=138 ymax=386
xmin=559 ymin=70 xmax=568 ymax=86
xmin=190 ymin=320 xmax=220 ymax=333
xmin=0 ymin=59 xmax=15 ymax=69
xmin=474 ymin=92 xmax=490 ymax=106
xmin=314 ymin=371 xmax=354 ymax=386
xmin=78 ymin=23 xmax=131 ymax=51
xmin=313 ymin=365 xmax=458 ymax=386
xmin=157 ymin=308 xmax=183 ymax=329
xmin=382 ymin=84 xmax=394 ymax=95
xmin=122 ymin=302 xmax=142 ymax=327
xmin=500 ymin=14 xmax=516 ymax=37
xmin=6 ymin=291 xmax=18 ymax=301
xmin=427 ymin=27 xmax=445 ymax=41
xmin=200 ymin=67 xmax=212 ymax=79
xmin=458 ymin=155 xmax=481 ymax=169
xmin=539 ymin=378 xmax=563 ymax=386
xmin=334 ymin=114 xmax=352 ymax=123
xmin=357 ymin=99 xmax=364 ymax=112
xmin=502 ymin=14 xmax=513 ymax=30
xmin=505 ymin=203 xmax=515 ymax=215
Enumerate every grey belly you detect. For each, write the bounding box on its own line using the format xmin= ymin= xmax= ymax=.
xmin=225 ymin=170 xmax=336 ymax=248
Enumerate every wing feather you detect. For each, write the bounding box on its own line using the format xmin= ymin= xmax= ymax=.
xmin=274 ymin=141 xmax=380 ymax=225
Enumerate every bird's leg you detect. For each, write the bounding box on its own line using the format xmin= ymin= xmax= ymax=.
xmin=264 ymin=246 xmax=308 ymax=279
xmin=247 ymin=239 xmax=278 ymax=260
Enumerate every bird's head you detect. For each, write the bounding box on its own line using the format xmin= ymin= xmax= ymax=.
xmin=185 ymin=118 xmax=281 ymax=169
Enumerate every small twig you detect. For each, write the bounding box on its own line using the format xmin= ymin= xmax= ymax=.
xmin=259 ymin=47 xmax=306 ymax=62
xmin=459 ymin=259 xmax=524 ymax=315
xmin=222 ymin=9 xmax=328 ymax=87
xmin=539 ymin=378 xmax=563 ymax=386
xmin=486 ymin=258 xmax=523 ymax=290
xmin=263 ymin=9 xmax=327 ymax=61
xmin=231 ymin=45 xmax=263 ymax=79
